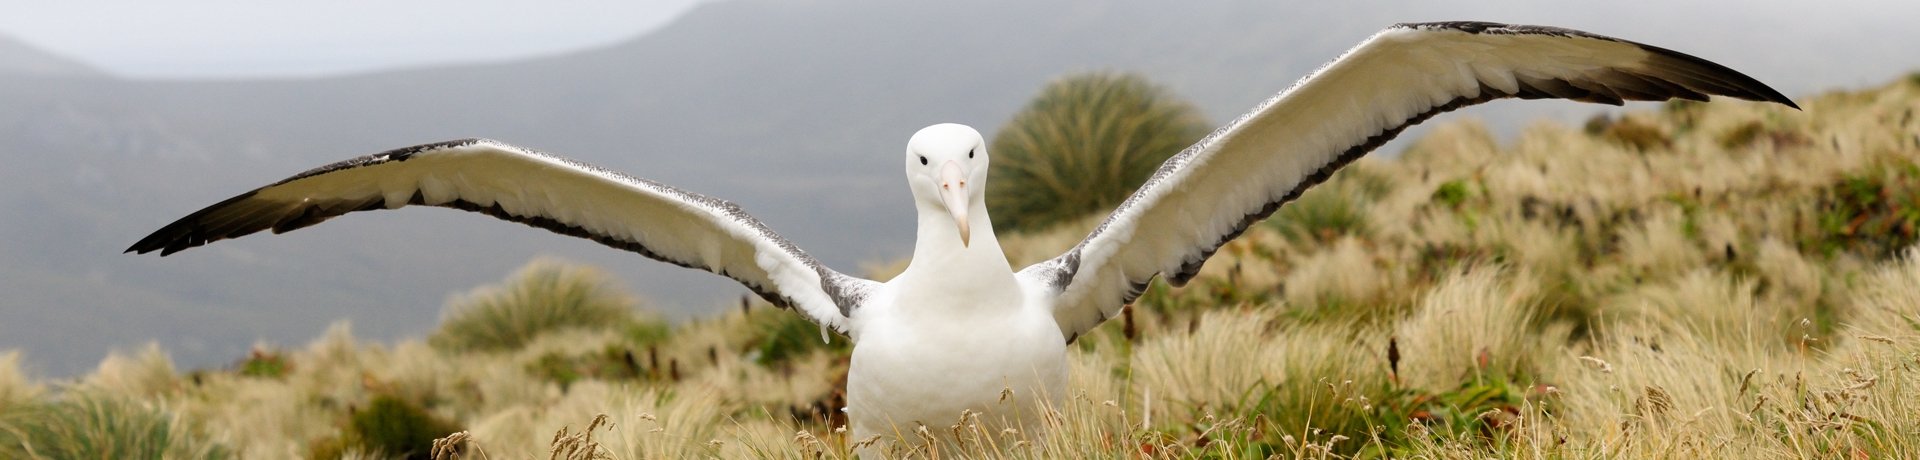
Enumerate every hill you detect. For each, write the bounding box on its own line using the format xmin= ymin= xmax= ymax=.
xmin=0 ymin=34 xmax=103 ymax=77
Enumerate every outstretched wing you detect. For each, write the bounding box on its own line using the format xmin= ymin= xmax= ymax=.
xmin=128 ymin=139 xmax=878 ymax=334
xmin=1018 ymin=21 xmax=1798 ymax=343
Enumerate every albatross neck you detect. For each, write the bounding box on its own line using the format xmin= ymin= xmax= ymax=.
xmin=900 ymin=199 xmax=1015 ymax=292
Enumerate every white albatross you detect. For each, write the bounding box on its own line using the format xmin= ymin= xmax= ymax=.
xmin=129 ymin=21 xmax=1796 ymax=452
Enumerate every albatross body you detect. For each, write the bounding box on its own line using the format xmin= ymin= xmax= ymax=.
xmin=845 ymin=125 xmax=1068 ymax=440
xmin=128 ymin=21 xmax=1796 ymax=453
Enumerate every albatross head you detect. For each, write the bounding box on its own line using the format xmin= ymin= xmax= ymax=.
xmin=905 ymin=123 xmax=989 ymax=248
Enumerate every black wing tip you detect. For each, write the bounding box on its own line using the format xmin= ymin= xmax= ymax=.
xmin=123 ymin=139 xmax=490 ymax=258
xmin=124 ymin=241 xmax=161 ymax=255
xmin=1632 ymin=42 xmax=1801 ymax=110
xmin=124 ymin=238 xmax=152 ymax=254
xmin=126 ymin=219 xmax=201 ymax=257
xmin=124 ymin=242 xmax=184 ymax=257
xmin=1396 ymin=20 xmax=1801 ymax=111
xmin=1763 ymin=93 xmax=1801 ymax=111
xmin=123 ymin=138 xmax=530 ymax=260
xmin=126 ymin=224 xmax=212 ymax=256
xmin=1745 ymin=80 xmax=1800 ymax=110
xmin=126 ymin=186 xmax=271 ymax=257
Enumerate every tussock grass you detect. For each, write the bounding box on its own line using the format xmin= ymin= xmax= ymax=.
xmin=987 ymin=71 xmax=1212 ymax=233
xmin=7 ymin=76 xmax=1920 ymax=458
xmin=1395 ymin=266 xmax=1554 ymax=392
xmin=429 ymin=258 xmax=649 ymax=353
xmin=0 ymin=391 xmax=228 ymax=460
xmin=0 ymin=351 xmax=41 ymax=413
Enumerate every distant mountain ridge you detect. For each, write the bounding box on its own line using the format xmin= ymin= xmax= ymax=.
xmin=0 ymin=34 xmax=105 ymax=78
xmin=0 ymin=0 xmax=1912 ymax=376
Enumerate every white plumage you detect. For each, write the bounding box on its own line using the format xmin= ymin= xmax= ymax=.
xmin=130 ymin=21 xmax=1795 ymax=453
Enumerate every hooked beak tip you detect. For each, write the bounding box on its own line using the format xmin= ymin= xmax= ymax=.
xmin=939 ymin=161 xmax=972 ymax=248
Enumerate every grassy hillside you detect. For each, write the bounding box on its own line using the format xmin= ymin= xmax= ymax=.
xmin=12 ymin=0 xmax=1920 ymax=380
xmin=6 ymin=75 xmax=1920 ymax=458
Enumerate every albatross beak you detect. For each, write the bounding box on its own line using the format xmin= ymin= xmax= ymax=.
xmin=938 ymin=160 xmax=971 ymax=247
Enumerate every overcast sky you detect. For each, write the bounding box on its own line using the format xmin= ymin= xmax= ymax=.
xmin=3 ymin=0 xmax=1916 ymax=86
xmin=0 ymin=0 xmax=706 ymax=78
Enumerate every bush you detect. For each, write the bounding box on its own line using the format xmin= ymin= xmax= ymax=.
xmin=429 ymin=259 xmax=640 ymax=352
xmin=236 ymin=347 xmax=290 ymax=379
xmin=987 ymin=71 xmax=1211 ymax=233
xmin=1806 ymin=162 xmax=1920 ymax=259
xmin=1430 ymin=179 xmax=1472 ymax=209
xmin=1267 ymin=167 xmax=1386 ymax=245
xmin=748 ymin=307 xmax=850 ymax=366
xmin=311 ymin=395 xmax=462 ymax=460
xmin=528 ymin=345 xmax=651 ymax=389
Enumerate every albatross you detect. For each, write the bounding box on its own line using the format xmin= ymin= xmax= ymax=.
xmin=129 ymin=21 xmax=1796 ymax=451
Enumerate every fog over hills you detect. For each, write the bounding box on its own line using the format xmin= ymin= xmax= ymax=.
xmin=0 ymin=34 xmax=104 ymax=78
xmin=2 ymin=0 xmax=1914 ymax=376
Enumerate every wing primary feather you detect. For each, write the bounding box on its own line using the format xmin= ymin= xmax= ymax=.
xmin=269 ymin=204 xmax=325 ymax=234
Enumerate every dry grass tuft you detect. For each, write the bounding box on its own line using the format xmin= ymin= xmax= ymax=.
xmin=430 ymin=258 xmax=646 ymax=353
xmin=0 ymin=351 xmax=42 ymax=413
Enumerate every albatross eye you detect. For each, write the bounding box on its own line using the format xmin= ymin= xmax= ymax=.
xmin=919 ymin=155 xmax=928 ymax=165
xmin=968 ymin=149 xmax=975 ymax=159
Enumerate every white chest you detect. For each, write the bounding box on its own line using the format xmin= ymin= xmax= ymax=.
xmin=843 ymin=288 xmax=1068 ymax=442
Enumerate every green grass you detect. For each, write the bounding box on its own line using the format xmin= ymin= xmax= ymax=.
xmin=0 ymin=392 xmax=229 ymax=460
xmin=1805 ymin=161 xmax=1920 ymax=259
xmin=308 ymin=394 xmax=462 ymax=460
xmin=747 ymin=306 xmax=851 ymax=367
xmin=237 ymin=348 xmax=291 ymax=379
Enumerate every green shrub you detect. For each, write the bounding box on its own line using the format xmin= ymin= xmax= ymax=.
xmin=1267 ymin=168 xmax=1384 ymax=245
xmin=429 ymin=259 xmax=640 ymax=352
xmin=749 ymin=308 xmax=850 ymax=366
xmin=624 ymin=316 xmax=674 ymax=348
xmin=1806 ymin=162 xmax=1920 ymax=259
xmin=1430 ymin=179 xmax=1472 ymax=209
xmin=0 ymin=393 xmax=229 ymax=459
xmin=1363 ymin=375 xmax=1540 ymax=458
xmin=236 ymin=347 xmax=290 ymax=379
xmin=987 ymin=71 xmax=1211 ymax=233
xmin=311 ymin=395 xmax=462 ymax=460
xmin=529 ymin=345 xmax=649 ymax=389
